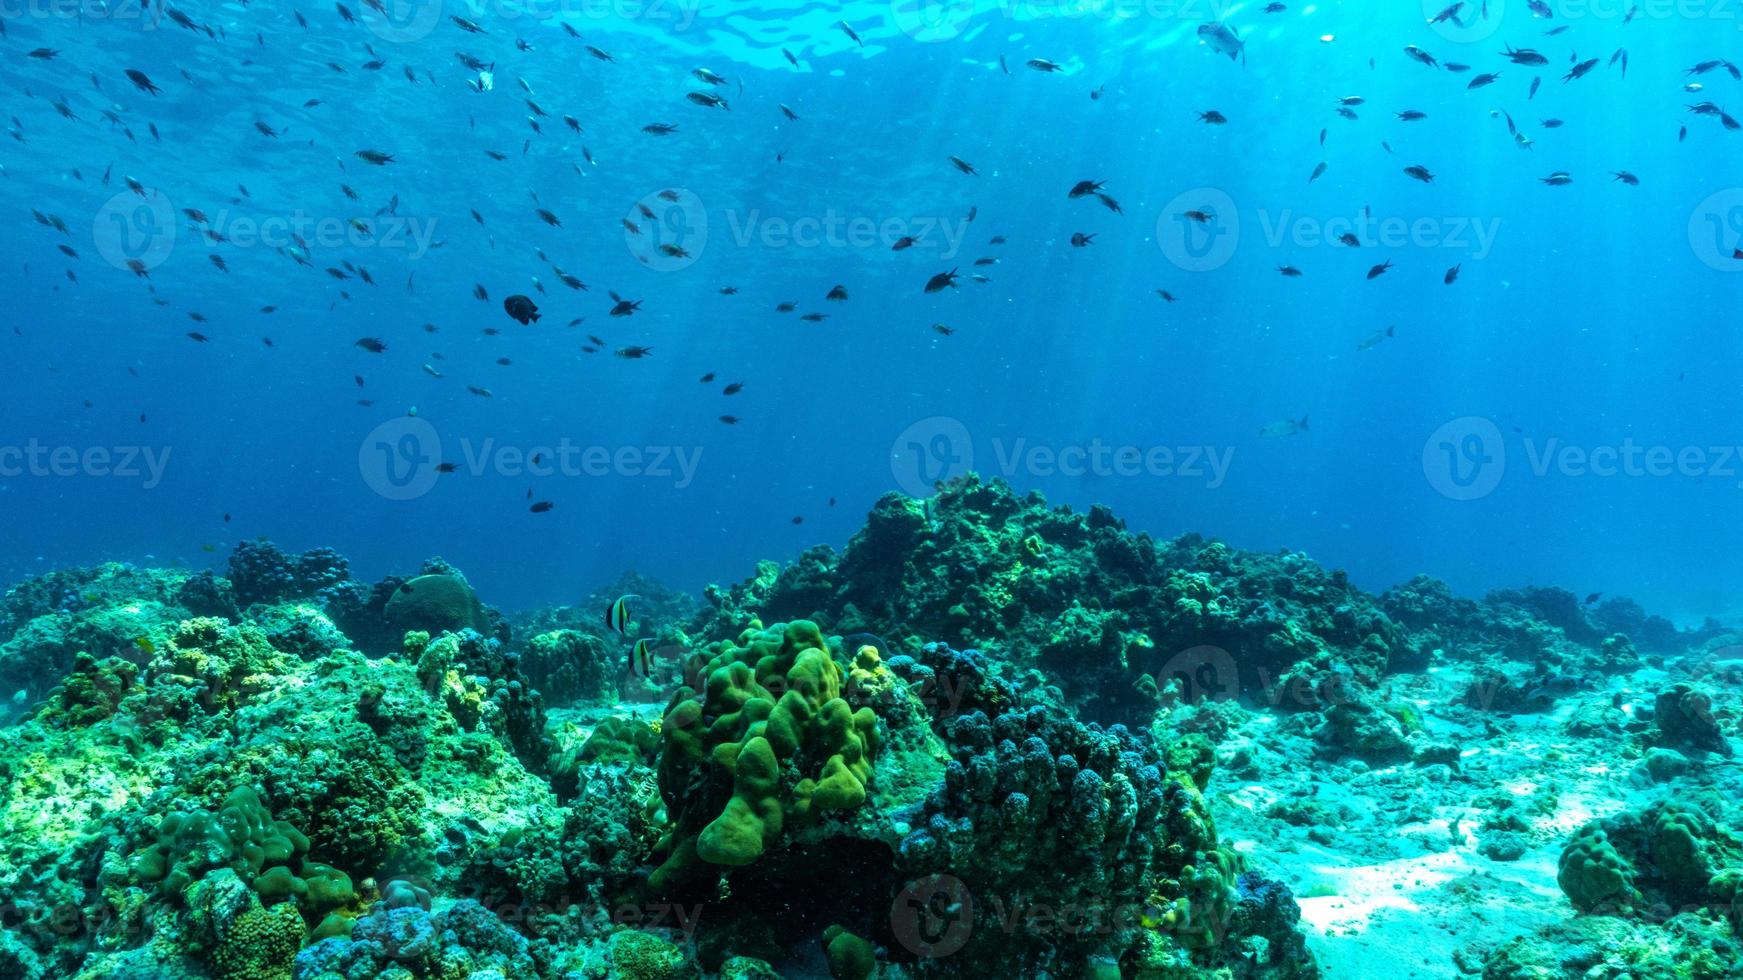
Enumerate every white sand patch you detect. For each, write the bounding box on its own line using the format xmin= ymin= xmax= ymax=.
xmin=1294 ymin=848 xmax=1469 ymax=935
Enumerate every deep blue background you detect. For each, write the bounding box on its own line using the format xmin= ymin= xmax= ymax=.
xmin=2 ymin=0 xmax=1740 ymax=622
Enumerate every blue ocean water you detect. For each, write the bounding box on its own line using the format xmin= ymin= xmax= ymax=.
xmin=2 ymin=0 xmax=1740 ymax=621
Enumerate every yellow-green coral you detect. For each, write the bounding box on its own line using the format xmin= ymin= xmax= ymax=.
xmin=210 ymin=901 xmax=303 ymax=980
xmin=1151 ymin=847 xmax=1245 ymax=949
xmin=650 ymin=622 xmax=880 ymax=894
xmin=822 ymin=925 xmax=876 ymax=980
xmin=149 ymin=618 xmax=288 ymax=713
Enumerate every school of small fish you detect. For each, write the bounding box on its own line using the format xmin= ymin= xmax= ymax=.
xmin=1 ymin=0 xmax=1693 ymax=487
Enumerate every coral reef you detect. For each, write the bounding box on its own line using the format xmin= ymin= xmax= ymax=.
xmin=693 ymin=477 xmax=1408 ymax=729
xmin=0 ymin=481 xmax=1726 ymax=979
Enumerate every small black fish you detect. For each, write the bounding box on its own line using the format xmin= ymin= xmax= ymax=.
xmin=355 ymin=337 xmax=387 ymax=352
xmin=125 ymin=69 xmax=161 ymax=95
xmin=924 ymin=269 xmax=960 ymax=293
xmin=503 ymin=295 xmax=540 ymax=324
xmin=529 ymin=501 xmax=555 ymax=513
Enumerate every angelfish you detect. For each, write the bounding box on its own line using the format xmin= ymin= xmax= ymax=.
xmin=606 ymin=594 xmax=639 ymax=635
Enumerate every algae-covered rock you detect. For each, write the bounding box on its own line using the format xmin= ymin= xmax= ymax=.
xmin=521 ymin=628 xmax=615 ymax=706
xmin=691 ymin=476 xmax=1408 ymax=728
xmin=1653 ymin=683 xmax=1733 ymax=757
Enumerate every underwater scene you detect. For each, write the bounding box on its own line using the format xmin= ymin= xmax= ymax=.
xmin=4 ymin=0 xmax=1743 ymax=977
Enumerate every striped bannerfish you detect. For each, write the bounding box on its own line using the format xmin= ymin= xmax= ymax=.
xmin=631 ymin=638 xmax=654 ymax=677
xmin=606 ymin=594 xmax=639 ymax=636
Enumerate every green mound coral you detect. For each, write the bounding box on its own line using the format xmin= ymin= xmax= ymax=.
xmin=650 ymin=620 xmax=879 ymax=894
xmin=822 ymin=925 xmax=875 ymax=980
xmin=131 ymin=786 xmax=355 ymax=920
xmin=1558 ymin=823 xmax=1640 ymax=913
xmin=598 ymin=929 xmax=698 ymax=980
xmin=1558 ymin=798 xmax=1743 ymax=918
xmin=580 ymin=715 xmax=662 ymax=766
